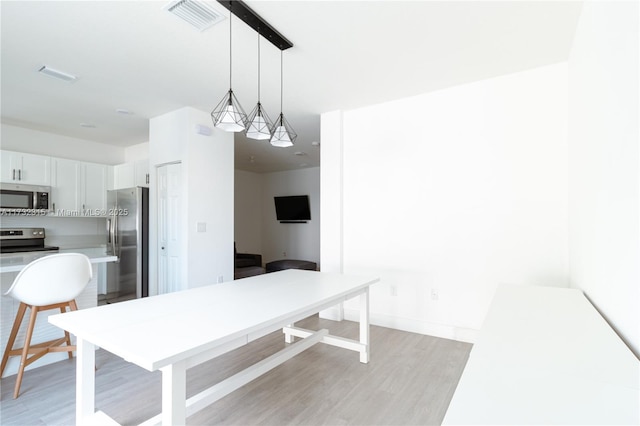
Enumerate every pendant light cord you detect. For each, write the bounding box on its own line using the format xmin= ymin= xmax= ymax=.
xmin=280 ymin=50 xmax=283 ymax=115
xmin=229 ymin=1 xmax=232 ymax=88
xmin=257 ymin=32 xmax=261 ymax=102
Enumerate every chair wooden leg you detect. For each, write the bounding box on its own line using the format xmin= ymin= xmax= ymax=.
xmin=65 ymin=299 xmax=78 ymax=359
xmin=1 ymin=302 xmax=27 ymax=377
xmin=60 ymin=305 xmax=74 ymax=360
xmin=14 ymin=305 xmax=38 ymax=399
xmin=4 ymin=299 xmax=82 ymax=397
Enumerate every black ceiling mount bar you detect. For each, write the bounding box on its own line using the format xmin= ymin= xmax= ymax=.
xmin=216 ymin=0 xmax=293 ymax=51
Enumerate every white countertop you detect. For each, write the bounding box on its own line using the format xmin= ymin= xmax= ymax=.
xmin=0 ymin=247 xmax=117 ymax=273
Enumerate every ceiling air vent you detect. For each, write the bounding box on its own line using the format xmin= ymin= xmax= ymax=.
xmin=164 ymin=0 xmax=225 ymax=32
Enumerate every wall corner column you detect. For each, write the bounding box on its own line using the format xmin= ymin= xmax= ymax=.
xmin=320 ymin=110 xmax=345 ymax=320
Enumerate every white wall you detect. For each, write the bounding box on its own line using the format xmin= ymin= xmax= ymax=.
xmin=568 ymin=1 xmax=640 ymax=356
xmin=261 ymin=168 xmax=320 ymax=266
xmin=124 ymin=142 xmax=149 ymax=162
xmin=322 ymin=63 xmax=569 ymax=342
xmin=234 ymin=170 xmax=263 ymax=255
xmin=1 ymin=123 xmax=125 ymax=164
xmin=186 ymin=113 xmax=234 ymax=287
xmin=149 ymin=107 xmax=234 ymax=293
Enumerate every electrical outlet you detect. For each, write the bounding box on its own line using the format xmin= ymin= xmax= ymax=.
xmin=390 ymin=284 xmax=398 ymax=296
xmin=283 ymin=251 xmax=287 ymax=258
xmin=431 ymin=288 xmax=439 ymax=301
xmin=217 ymin=275 xmax=224 ymax=283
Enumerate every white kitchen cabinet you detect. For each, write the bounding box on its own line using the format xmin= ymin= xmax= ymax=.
xmin=51 ymin=158 xmax=79 ymax=213
xmin=106 ymin=166 xmax=115 ymax=190
xmin=0 ymin=150 xmax=51 ymax=185
xmin=113 ymin=162 xmax=135 ymax=189
xmin=134 ymin=159 xmax=150 ymax=187
xmin=51 ymin=159 xmax=107 ymax=215
xmin=82 ymin=162 xmax=107 ymax=212
xmin=113 ymin=159 xmax=149 ymax=189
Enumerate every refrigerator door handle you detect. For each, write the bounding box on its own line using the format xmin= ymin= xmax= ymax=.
xmin=107 ymin=218 xmax=112 ymax=246
xmin=109 ymin=213 xmax=117 ymax=259
xmin=113 ymin=213 xmax=119 ymax=262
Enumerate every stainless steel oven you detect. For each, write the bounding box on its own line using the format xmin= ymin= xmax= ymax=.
xmin=0 ymin=228 xmax=59 ymax=253
xmin=0 ymin=183 xmax=51 ymax=213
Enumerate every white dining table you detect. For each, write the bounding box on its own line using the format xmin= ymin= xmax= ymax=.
xmin=49 ymin=269 xmax=379 ymax=426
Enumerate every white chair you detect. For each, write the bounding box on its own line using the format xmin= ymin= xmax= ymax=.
xmin=0 ymin=253 xmax=92 ymax=398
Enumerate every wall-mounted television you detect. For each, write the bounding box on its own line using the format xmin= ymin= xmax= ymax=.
xmin=274 ymin=195 xmax=311 ymax=223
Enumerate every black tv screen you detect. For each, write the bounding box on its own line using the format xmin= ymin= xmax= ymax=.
xmin=274 ymin=195 xmax=311 ymax=222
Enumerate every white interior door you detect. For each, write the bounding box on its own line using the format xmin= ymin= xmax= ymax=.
xmin=157 ymin=163 xmax=182 ymax=294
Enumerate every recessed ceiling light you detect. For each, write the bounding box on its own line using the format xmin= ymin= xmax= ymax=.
xmin=80 ymin=123 xmax=96 ymax=128
xmin=116 ymin=108 xmax=133 ymax=115
xmin=311 ymin=141 xmax=320 ymax=147
xmin=38 ymin=65 xmax=77 ymax=82
xmin=294 ymin=151 xmax=306 ymax=156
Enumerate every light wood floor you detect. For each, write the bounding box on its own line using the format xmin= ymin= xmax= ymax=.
xmin=0 ymin=315 xmax=471 ymax=425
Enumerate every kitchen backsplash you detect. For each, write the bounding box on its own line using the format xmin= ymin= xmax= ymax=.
xmin=0 ymin=216 xmax=107 ymax=249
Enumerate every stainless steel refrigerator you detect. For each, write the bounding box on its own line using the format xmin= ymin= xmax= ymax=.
xmin=104 ymin=187 xmax=149 ymax=304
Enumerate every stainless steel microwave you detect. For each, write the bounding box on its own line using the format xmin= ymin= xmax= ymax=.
xmin=0 ymin=183 xmax=51 ymax=212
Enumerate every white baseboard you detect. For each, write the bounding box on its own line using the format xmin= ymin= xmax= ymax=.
xmin=341 ymin=307 xmax=478 ymax=344
xmin=319 ymin=305 xmax=343 ymax=321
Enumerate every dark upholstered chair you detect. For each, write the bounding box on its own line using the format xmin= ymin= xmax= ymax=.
xmin=234 ymin=243 xmax=265 ymax=279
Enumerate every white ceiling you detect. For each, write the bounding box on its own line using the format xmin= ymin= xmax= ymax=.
xmin=1 ymin=1 xmax=583 ymax=173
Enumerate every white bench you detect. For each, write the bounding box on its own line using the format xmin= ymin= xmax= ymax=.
xmin=443 ymin=284 xmax=639 ymax=424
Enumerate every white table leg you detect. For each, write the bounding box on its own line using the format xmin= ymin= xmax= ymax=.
xmin=76 ymin=338 xmax=95 ymax=425
xmin=161 ymin=360 xmax=187 ymax=426
xmin=359 ymin=288 xmax=370 ymax=363
xmin=284 ymin=323 xmax=294 ymax=343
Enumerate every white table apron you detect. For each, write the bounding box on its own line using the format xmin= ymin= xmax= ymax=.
xmin=49 ymin=270 xmax=379 ymax=426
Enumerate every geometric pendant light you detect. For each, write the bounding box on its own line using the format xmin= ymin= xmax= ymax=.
xmin=270 ymin=50 xmax=297 ymax=147
xmin=270 ymin=112 xmax=296 ymax=147
xmin=245 ymin=32 xmax=274 ymax=140
xmin=211 ymin=2 xmax=247 ymax=132
xmin=211 ymin=88 xmax=247 ymax=132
